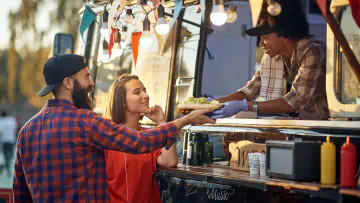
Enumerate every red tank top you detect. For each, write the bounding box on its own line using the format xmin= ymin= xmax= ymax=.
xmin=105 ymin=128 xmax=162 ymax=203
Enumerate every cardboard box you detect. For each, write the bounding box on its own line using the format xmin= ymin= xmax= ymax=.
xmin=229 ymin=141 xmax=266 ymax=172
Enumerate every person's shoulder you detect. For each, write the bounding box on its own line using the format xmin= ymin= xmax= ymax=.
xmin=298 ymin=36 xmax=325 ymax=52
xmin=297 ymin=36 xmax=326 ymax=61
xmin=24 ymin=110 xmax=43 ymax=126
xmin=75 ymin=108 xmax=111 ymax=125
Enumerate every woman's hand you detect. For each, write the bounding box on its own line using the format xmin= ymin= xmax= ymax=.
xmin=142 ymin=105 xmax=166 ymax=125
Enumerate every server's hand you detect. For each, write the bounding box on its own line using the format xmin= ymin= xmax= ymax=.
xmin=211 ymin=99 xmax=248 ymax=119
xmin=206 ymin=97 xmax=213 ymax=102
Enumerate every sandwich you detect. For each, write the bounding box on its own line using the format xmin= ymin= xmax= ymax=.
xmin=178 ymin=97 xmax=222 ymax=115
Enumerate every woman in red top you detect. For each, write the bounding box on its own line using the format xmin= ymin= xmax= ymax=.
xmin=104 ymin=74 xmax=178 ymax=203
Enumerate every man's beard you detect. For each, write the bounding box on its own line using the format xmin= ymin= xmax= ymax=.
xmin=72 ymin=80 xmax=94 ymax=110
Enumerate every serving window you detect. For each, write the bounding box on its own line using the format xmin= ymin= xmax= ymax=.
xmin=337 ymin=6 xmax=360 ymax=105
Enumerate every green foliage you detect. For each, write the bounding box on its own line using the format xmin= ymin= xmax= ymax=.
xmin=3 ymin=0 xmax=84 ymax=108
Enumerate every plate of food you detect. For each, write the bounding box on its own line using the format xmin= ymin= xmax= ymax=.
xmin=177 ymin=97 xmax=223 ymax=116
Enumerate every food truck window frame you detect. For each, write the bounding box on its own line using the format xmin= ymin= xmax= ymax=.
xmin=326 ymin=2 xmax=360 ymax=118
xmin=336 ymin=6 xmax=360 ymax=105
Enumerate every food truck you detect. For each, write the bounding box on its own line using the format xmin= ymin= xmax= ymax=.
xmin=53 ymin=0 xmax=359 ymax=202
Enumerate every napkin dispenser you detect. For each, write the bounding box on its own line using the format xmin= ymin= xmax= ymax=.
xmin=265 ymin=140 xmax=321 ymax=181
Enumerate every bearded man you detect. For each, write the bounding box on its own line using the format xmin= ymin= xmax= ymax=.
xmin=13 ymin=54 xmax=214 ymax=202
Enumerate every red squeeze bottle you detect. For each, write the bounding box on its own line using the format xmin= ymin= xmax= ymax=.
xmin=340 ymin=137 xmax=357 ymax=188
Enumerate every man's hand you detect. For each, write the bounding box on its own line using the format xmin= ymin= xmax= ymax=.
xmin=184 ymin=108 xmax=216 ymax=125
xmin=211 ymin=99 xmax=248 ymax=119
xmin=142 ymin=105 xmax=166 ymax=125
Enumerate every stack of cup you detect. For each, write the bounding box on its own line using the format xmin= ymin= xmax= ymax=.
xmin=248 ymin=153 xmax=260 ymax=175
xmin=248 ymin=153 xmax=266 ymax=176
xmin=258 ymin=154 xmax=266 ymax=176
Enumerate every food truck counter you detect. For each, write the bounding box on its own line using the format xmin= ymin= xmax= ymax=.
xmin=149 ymin=121 xmax=360 ymax=203
xmin=156 ymin=163 xmax=359 ymax=203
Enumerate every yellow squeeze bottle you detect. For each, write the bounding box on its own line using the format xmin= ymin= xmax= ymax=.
xmin=321 ymin=136 xmax=336 ymax=185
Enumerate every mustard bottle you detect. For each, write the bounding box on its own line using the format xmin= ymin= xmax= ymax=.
xmin=321 ymin=136 xmax=336 ymax=185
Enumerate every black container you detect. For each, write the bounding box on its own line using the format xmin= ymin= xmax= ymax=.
xmin=204 ymin=134 xmax=214 ymax=164
xmin=192 ymin=133 xmax=203 ymax=166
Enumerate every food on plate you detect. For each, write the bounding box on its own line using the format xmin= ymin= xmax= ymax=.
xmin=178 ymin=97 xmax=222 ymax=115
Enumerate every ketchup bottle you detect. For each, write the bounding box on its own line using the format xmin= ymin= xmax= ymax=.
xmin=340 ymin=137 xmax=357 ymax=188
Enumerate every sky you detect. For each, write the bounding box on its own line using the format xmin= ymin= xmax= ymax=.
xmin=0 ymin=0 xmax=21 ymax=49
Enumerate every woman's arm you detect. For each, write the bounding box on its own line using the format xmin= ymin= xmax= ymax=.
xmin=157 ymin=144 xmax=178 ymax=168
xmin=155 ymin=118 xmax=178 ymax=168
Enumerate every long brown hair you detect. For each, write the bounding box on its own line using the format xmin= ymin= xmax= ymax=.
xmin=104 ymin=74 xmax=140 ymax=124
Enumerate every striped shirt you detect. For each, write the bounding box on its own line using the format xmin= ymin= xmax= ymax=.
xmin=239 ymin=54 xmax=284 ymax=101
xmin=13 ymin=99 xmax=178 ymax=202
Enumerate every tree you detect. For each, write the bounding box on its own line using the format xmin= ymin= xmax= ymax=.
xmin=6 ymin=0 xmax=84 ymax=109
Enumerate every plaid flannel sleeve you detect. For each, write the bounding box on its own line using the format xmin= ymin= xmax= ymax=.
xmin=283 ymin=46 xmax=324 ymax=111
xmin=237 ymin=68 xmax=261 ymax=101
xmin=13 ymin=130 xmax=32 ymax=202
xmin=80 ymin=110 xmax=178 ymax=154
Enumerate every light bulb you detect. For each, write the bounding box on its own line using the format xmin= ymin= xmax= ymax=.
xmin=155 ymin=4 xmax=169 ymax=35
xmin=101 ymin=9 xmax=109 ymax=39
xmin=226 ymin=5 xmax=237 ymax=23
xmin=120 ymin=41 xmax=127 ymax=49
xmin=140 ymin=18 xmax=153 ymax=48
xmin=139 ymin=37 xmax=153 ymax=48
xmin=112 ymin=47 xmax=123 ymax=57
xmin=101 ymin=49 xmax=109 ymax=63
xmin=110 ymin=42 xmax=123 ymax=60
xmin=100 ymin=22 xmax=109 ymax=38
xmin=101 ymin=39 xmax=109 ymax=63
xmin=124 ymin=15 xmax=134 ymax=24
xmin=124 ymin=9 xmax=134 ymax=24
xmin=210 ymin=5 xmax=227 ymax=26
xmin=110 ymin=48 xmax=123 ymax=60
xmin=155 ymin=18 xmax=169 ymax=35
xmin=267 ymin=2 xmax=282 ymax=16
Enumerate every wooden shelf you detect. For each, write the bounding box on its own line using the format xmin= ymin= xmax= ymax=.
xmin=158 ymin=163 xmax=341 ymax=200
xmin=160 ymin=164 xmax=338 ymax=191
xmin=339 ymin=188 xmax=360 ymax=197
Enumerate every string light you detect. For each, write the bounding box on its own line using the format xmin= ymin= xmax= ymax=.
xmin=210 ymin=0 xmax=227 ymax=26
xmin=140 ymin=17 xmax=153 ymax=48
xmin=226 ymin=5 xmax=237 ymax=24
xmin=100 ymin=9 xmax=109 ymax=40
xmin=155 ymin=4 xmax=170 ymax=35
xmin=267 ymin=0 xmax=282 ymax=16
xmin=111 ymin=30 xmax=124 ymax=59
xmin=124 ymin=9 xmax=134 ymax=24
xmin=100 ymin=39 xmax=109 ymax=63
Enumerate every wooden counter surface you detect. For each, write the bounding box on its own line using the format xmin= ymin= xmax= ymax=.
xmin=158 ymin=163 xmax=359 ymax=200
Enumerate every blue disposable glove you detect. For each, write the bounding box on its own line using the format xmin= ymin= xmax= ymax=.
xmin=206 ymin=97 xmax=213 ymax=102
xmin=211 ymin=99 xmax=248 ymax=119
